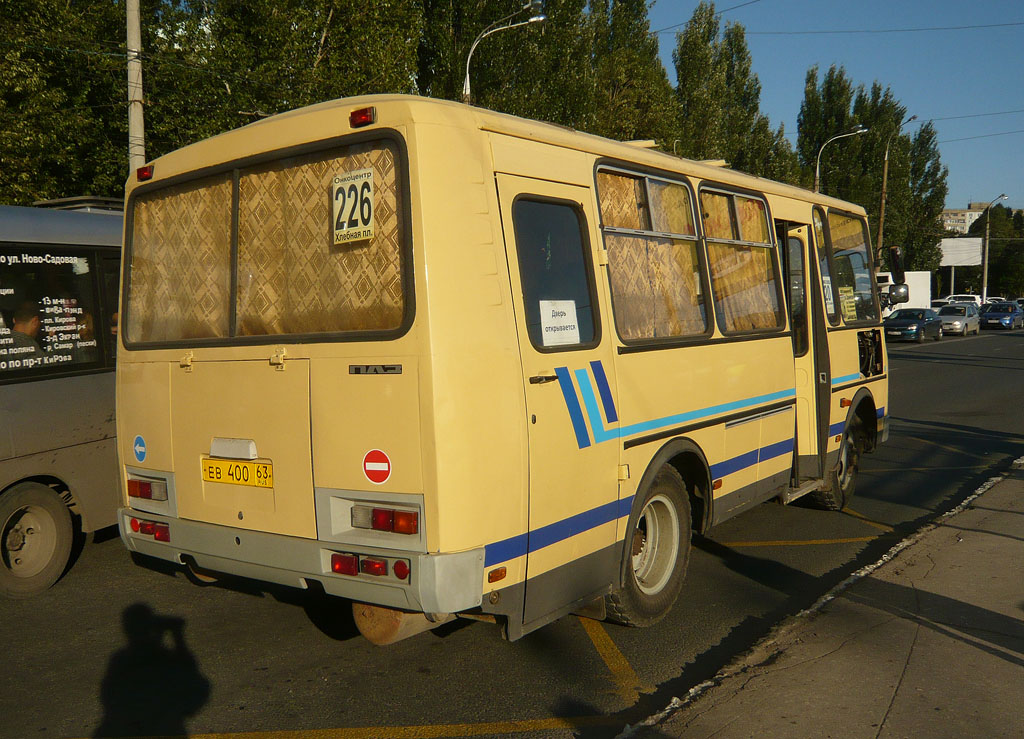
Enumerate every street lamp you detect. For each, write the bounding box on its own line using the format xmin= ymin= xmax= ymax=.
xmin=814 ymin=124 xmax=868 ymax=193
xmin=875 ymin=114 xmax=917 ymax=268
xmin=981 ymin=193 xmax=1008 ymax=302
xmin=462 ymin=1 xmax=546 ymax=104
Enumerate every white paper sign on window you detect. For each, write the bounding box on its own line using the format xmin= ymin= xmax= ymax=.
xmin=821 ymin=275 xmax=835 ymax=314
xmin=539 ymin=300 xmax=580 ymax=346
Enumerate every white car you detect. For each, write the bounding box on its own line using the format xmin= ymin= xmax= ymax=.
xmin=945 ymin=293 xmax=982 ymax=306
xmin=937 ymin=303 xmax=980 ymax=336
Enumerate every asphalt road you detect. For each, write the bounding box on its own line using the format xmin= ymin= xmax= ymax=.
xmin=4 ymin=328 xmax=1023 ymax=739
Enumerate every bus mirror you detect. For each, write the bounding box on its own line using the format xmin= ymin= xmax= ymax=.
xmin=884 ymin=283 xmax=909 ymax=307
xmin=888 ymin=246 xmax=906 ymax=285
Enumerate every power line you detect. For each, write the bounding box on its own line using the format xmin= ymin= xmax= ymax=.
xmin=938 ymin=129 xmax=1024 ymax=144
xmin=932 ymin=108 xmax=1024 ymax=122
xmin=652 ymin=0 xmax=763 ymax=34
xmin=656 ymin=19 xmax=1024 ymax=36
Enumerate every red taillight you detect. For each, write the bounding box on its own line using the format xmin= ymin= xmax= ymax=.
xmin=137 ymin=164 xmax=154 ymax=181
xmin=393 ymin=511 xmax=418 ymax=535
xmin=127 ymin=479 xmax=150 ymax=499
xmin=360 ymin=557 xmax=388 ymax=577
xmin=349 ymin=107 xmax=376 ymax=128
xmin=130 ymin=517 xmax=141 ymax=533
xmin=138 ymin=520 xmax=156 ymax=535
xmin=393 ymin=560 xmax=410 ymax=580
xmin=153 ymin=523 xmax=171 ymax=542
xmin=371 ymin=508 xmax=393 ymax=532
xmin=331 ymin=553 xmax=359 ymax=576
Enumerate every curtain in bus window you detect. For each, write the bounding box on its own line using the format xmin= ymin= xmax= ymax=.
xmin=827 ymin=212 xmax=878 ymax=322
xmin=127 ymin=174 xmax=232 ymax=342
xmin=707 ymin=242 xmax=781 ymax=331
xmin=606 ymin=234 xmax=706 ymax=339
xmin=735 ymin=196 xmax=770 ymax=244
xmin=648 ymin=181 xmax=695 ymax=236
xmin=596 ymin=172 xmax=647 ymax=230
xmin=699 ymin=192 xmax=733 ymax=240
xmin=236 ymin=141 xmax=404 ymax=336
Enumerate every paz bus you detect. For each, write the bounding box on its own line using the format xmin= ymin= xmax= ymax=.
xmin=1 ymin=199 xmax=122 ymax=596
xmin=115 ymin=95 xmax=907 ymax=642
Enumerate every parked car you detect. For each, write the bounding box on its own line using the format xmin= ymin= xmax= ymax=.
xmin=979 ymin=302 xmax=1024 ymax=330
xmin=930 ymin=298 xmax=950 ymax=308
xmin=884 ymin=308 xmax=943 ymax=342
xmin=945 ymin=293 xmax=982 ymax=306
xmin=937 ymin=303 xmax=981 ymax=336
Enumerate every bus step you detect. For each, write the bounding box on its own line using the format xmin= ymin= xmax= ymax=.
xmin=780 ymin=479 xmax=823 ymax=505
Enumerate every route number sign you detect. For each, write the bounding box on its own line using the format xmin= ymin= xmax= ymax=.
xmin=332 ymin=169 xmax=375 ymax=245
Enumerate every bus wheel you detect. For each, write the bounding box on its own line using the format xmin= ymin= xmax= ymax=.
xmin=606 ymin=466 xmax=690 ymax=627
xmin=810 ymin=419 xmax=864 ymax=511
xmin=0 ymin=483 xmax=73 ymax=598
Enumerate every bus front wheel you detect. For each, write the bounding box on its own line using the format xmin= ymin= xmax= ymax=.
xmin=605 ymin=466 xmax=690 ymax=627
xmin=810 ymin=418 xmax=864 ymax=511
xmin=0 ymin=482 xmax=73 ymax=598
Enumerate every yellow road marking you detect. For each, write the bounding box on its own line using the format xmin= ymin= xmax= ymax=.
xmin=577 ymin=616 xmax=653 ymax=701
xmin=719 ymin=535 xmax=877 ymax=547
xmin=171 ymin=716 xmax=620 ymax=739
xmin=842 ymin=507 xmax=895 ymax=532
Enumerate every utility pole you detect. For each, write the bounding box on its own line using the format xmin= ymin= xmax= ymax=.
xmin=981 ymin=194 xmax=1007 ymax=302
xmin=127 ymin=0 xmax=146 ymax=171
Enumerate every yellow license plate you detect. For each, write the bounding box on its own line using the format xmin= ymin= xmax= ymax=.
xmin=201 ymin=458 xmax=274 ymax=488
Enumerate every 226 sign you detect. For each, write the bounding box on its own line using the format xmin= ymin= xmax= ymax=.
xmin=332 ymin=168 xmax=375 ymax=245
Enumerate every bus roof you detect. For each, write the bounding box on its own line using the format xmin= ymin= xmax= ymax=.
xmin=132 ymin=94 xmax=866 ymax=216
xmin=0 ymin=204 xmax=123 ymax=248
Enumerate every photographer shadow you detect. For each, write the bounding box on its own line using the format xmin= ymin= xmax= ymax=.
xmin=94 ymin=603 xmax=210 ymax=738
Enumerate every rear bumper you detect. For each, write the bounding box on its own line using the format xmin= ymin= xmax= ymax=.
xmin=118 ymin=508 xmax=484 ymax=614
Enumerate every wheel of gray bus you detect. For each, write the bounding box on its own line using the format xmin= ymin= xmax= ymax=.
xmin=0 ymin=482 xmax=73 ymax=598
xmin=606 ymin=465 xmax=690 ymax=627
xmin=809 ymin=418 xmax=864 ymax=512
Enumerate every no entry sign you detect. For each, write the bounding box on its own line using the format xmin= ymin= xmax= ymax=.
xmin=363 ymin=449 xmax=392 ymax=484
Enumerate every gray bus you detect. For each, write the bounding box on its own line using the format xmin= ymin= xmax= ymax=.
xmin=0 ymin=200 xmax=122 ymax=596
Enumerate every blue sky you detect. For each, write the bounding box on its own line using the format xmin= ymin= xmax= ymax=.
xmin=646 ymin=0 xmax=1024 ymax=212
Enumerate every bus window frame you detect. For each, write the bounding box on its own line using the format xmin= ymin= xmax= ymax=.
xmin=594 ymin=163 xmax=714 ymax=349
xmin=817 ymin=206 xmax=881 ymax=328
xmin=510 ymin=193 xmax=602 ymax=354
xmin=0 ymin=242 xmax=116 ymax=386
xmin=696 ymin=181 xmax=787 ymax=338
xmin=121 ymin=129 xmax=415 ymax=351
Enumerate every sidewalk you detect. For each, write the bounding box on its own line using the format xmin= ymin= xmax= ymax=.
xmin=633 ymin=467 xmax=1024 ymax=739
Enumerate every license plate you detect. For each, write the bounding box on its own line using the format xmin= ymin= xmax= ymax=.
xmin=201 ymin=458 xmax=273 ymax=488
xmin=887 ymin=330 xmax=900 ymax=336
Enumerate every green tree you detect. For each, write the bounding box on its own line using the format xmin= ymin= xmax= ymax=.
xmin=903 ymin=121 xmax=948 ymax=271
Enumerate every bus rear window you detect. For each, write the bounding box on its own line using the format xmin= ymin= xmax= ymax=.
xmin=126 ymin=139 xmax=407 ymax=345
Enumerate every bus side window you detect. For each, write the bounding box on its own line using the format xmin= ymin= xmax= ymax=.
xmin=512 ymin=199 xmax=597 ymax=350
xmin=812 ymin=208 xmax=839 ymax=325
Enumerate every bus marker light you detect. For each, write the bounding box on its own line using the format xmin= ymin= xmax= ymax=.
xmin=371 ymin=508 xmax=394 ymax=531
xmin=153 ymin=523 xmax=171 ymax=542
xmin=360 ymin=557 xmax=388 ymax=576
xmin=137 ymin=165 xmax=154 ymax=181
xmin=393 ymin=560 xmax=410 ymax=580
xmin=712 ymin=479 xmax=723 ymax=490
xmin=393 ymin=511 xmax=418 ymax=535
xmin=488 ymin=566 xmax=506 ymax=583
xmin=331 ymin=553 xmax=359 ymax=576
xmin=350 ymin=107 xmax=376 ymax=128
xmin=840 ymin=398 xmax=852 ymax=408
xmin=835 ymin=435 xmax=842 ymax=443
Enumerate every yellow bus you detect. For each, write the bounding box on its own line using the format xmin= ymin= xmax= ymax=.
xmin=116 ymin=95 xmax=907 ymax=642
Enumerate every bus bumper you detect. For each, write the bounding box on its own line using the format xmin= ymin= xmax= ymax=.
xmin=117 ymin=508 xmax=484 ymax=614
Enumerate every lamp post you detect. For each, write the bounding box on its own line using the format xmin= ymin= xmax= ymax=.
xmin=815 ymin=124 xmax=868 ymax=193
xmin=875 ymin=114 xmax=917 ymax=268
xmin=462 ymin=1 xmax=546 ymax=104
xmin=981 ymin=193 xmax=1008 ymax=302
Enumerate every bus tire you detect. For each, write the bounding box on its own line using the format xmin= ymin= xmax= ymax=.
xmin=810 ymin=418 xmax=864 ymax=511
xmin=0 ymin=483 xmax=73 ymax=598
xmin=605 ymin=465 xmax=690 ymax=627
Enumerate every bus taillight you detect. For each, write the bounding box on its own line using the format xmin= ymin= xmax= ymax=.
xmin=351 ymin=506 xmax=419 ymax=535
xmin=127 ymin=476 xmax=168 ymax=501
xmin=331 ymin=553 xmax=359 ymax=576
xmin=129 ymin=517 xmax=171 ymax=543
xmin=349 ymin=107 xmax=376 ymax=128
xmin=360 ymin=558 xmax=388 ymax=576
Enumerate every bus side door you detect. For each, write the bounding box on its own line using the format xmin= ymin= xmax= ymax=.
xmin=495 ymin=174 xmax=621 ymax=629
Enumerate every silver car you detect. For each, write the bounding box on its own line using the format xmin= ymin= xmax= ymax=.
xmin=937 ymin=303 xmax=980 ymax=336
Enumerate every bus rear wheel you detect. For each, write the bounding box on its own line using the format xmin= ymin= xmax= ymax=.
xmin=0 ymin=483 xmax=73 ymax=598
xmin=810 ymin=418 xmax=864 ymax=511
xmin=605 ymin=466 xmax=690 ymax=627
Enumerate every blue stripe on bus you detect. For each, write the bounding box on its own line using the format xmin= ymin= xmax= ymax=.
xmin=576 ymin=368 xmax=620 ymax=443
xmin=484 ymin=495 xmax=636 ymax=567
xmin=556 ymin=366 xmax=591 ymax=449
xmin=877 ymin=406 xmax=885 ymax=418
xmin=831 ymin=372 xmax=861 ymax=385
xmin=829 ymin=420 xmax=846 ymax=436
xmin=590 ymin=360 xmax=618 ymax=424
xmin=759 ymin=437 xmax=795 ymax=461
xmin=710 ymin=449 xmax=759 ymax=479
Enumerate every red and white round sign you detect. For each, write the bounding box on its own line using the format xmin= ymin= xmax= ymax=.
xmin=362 ymin=449 xmax=392 ymax=484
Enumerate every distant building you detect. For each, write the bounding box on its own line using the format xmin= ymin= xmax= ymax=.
xmin=940 ymin=203 xmax=988 ymax=234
